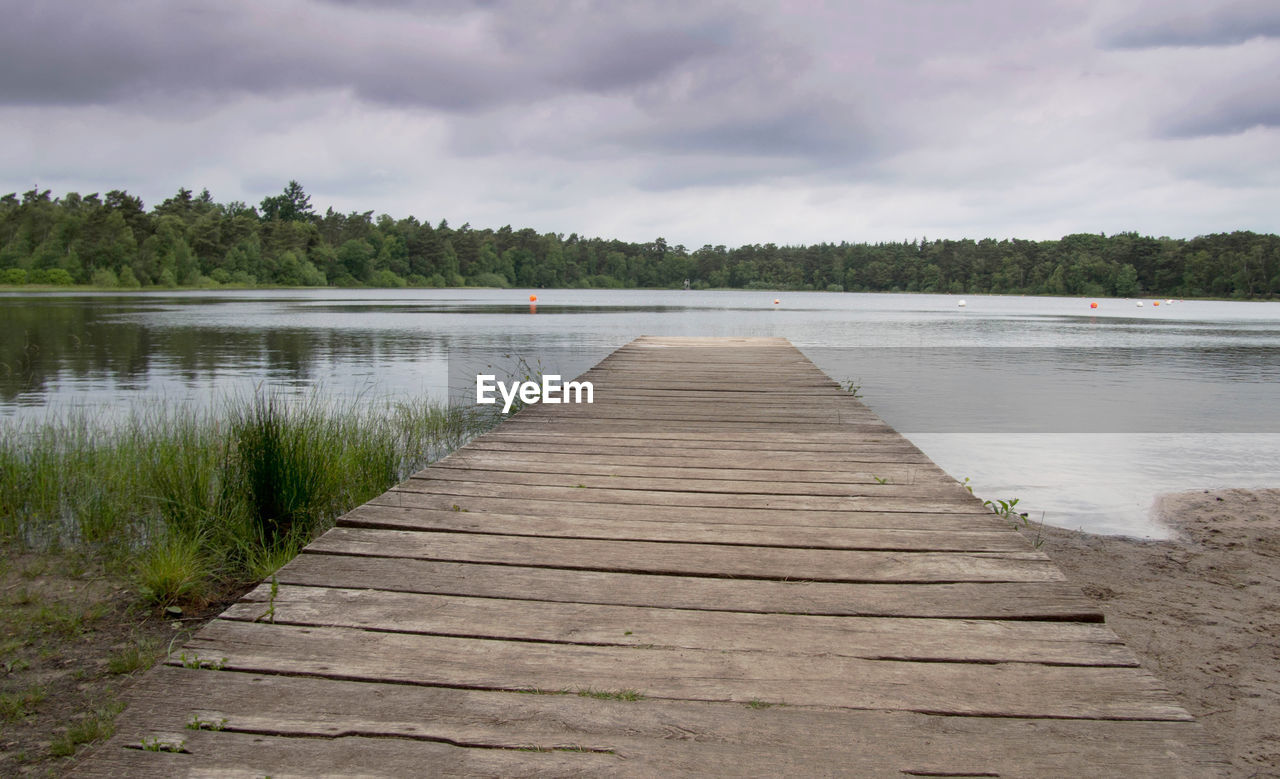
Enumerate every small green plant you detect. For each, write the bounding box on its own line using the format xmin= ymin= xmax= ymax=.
xmin=960 ymin=476 xmax=974 ymax=494
xmin=983 ymin=496 xmax=1022 ymax=522
xmin=33 ymin=602 xmax=85 ymax=637
xmin=839 ymin=378 xmax=862 ymax=397
xmin=107 ymin=636 xmax=160 ymax=675
xmin=255 ymin=575 xmax=280 ymax=623
xmin=576 ymin=688 xmax=643 ymax=701
xmin=187 ymin=714 xmax=228 ymax=731
xmin=178 ymin=651 xmax=227 ymax=671
xmin=872 ymin=475 xmax=888 ymax=485
xmin=49 ymin=701 xmax=124 ymax=756
xmin=0 ymin=685 xmax=46 ymax=723
xmin=139 ymin=735 xmax=187 ymax=753
xmin=745 ymin=699 xmax=775 ymax=709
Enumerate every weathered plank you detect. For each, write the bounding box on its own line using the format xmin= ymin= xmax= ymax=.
xmin=307 ymin=526 xmax=1061 ymax=583
xmin=433 ymin=451 xmax=943 ymax=484
xmin=412 ymin=467 xmax=969 ymax=498
xmin=276 ymin=553 xmax=1103 ymax=620
xmin=177 ymin=620 xmax=1190 ymax=720
xmin=369 ymin=491 xmax=1006 ymax=528
xmin=462 ymin=437 xmax=932 ymax=460
xmin=391 ymin=479 xmax=981 ymax=513
xmin=99 ymin=667 xmax=1222 ymax=778
xmin=338 ymin=503 xmax=1031 ymax=551
xmin=225 ymin=583 xmax=1137 ymax=665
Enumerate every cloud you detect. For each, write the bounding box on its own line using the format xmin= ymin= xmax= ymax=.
xmin=0 ymin=0 xmax=754 ymax=112
xmin=1163 ymin=85 xmax=1280 ymax=138
xmin=1103 ymin=0 xmax=1280 ymax=48
xmin=0 ymin=0 xmax=1277 ymax=245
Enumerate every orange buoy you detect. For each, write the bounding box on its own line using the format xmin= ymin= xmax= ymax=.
xmin=774 ymin=299 xmax=780 ymax=304
xmin=1090 ymin=302 xmax=1098 ymax=309
xmin=529 ymin=295 xmax=537 ymax=302
xmin=1152 ymin=301 xmax=1160 ymax=306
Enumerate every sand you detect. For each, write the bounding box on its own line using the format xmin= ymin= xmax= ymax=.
xmin=1039 ymin=488 xmax=1280 ymax=777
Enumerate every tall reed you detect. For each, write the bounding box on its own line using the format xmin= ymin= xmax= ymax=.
xmin=0 ymin=393 xmax=494 ymax=606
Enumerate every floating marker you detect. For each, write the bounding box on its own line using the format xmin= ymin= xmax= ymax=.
xmin=957 ymin=299 xmax=966 ymax=307
xmin=1090 ymin=302 xmax=1098 ymax=309
xmin=1153 ymin=301 xmax=1160 ymax=306
xmin=1166 ymin=299 xmax=1174 ymax=305
xmin=529 ymin=295 xmax=537 ymax=302
xmin=774 ymin=299 xmax=780 ymax=305
xmin=1136 ymin=301 xmax=1143 ymax=307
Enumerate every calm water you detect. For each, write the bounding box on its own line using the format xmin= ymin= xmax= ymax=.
xmin=4 ymin=288 xmax=1279 ymax=538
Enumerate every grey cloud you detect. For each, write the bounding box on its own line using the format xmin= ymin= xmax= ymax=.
xmin=0 ymin=0 xmax=751 ymax=111
xmin=1104 ymin=1 xmax=1280 ymax=48
xmin=1162 ymin=84 xmax=1280 ymax=137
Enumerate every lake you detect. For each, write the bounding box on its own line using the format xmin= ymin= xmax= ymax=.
xmin=3 ymin=288 xmax=1279 ymax=538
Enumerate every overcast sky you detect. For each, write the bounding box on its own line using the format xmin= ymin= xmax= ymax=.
xmin=1 ymin=0 xmax=1277 ymax=246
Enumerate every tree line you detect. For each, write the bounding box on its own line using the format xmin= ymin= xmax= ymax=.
xmin=2 ymin=182 xmax=1278 ymax=298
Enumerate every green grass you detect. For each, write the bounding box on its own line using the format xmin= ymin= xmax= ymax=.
xmin=0 ymin=685 xmax=46 ymax=723
xmin=0 ymin=393 xmax=495 ymax=608
xmin=576 ymin=688 xmax=644 ymax=701
xmin=48 ymin=701 xmax=125 ymax=757
xmin=107 ymin=636 xmax=161 ymax=675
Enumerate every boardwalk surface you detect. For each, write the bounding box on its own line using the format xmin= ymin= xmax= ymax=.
xmin=75 ymin=337 xmax=1222 ymax=776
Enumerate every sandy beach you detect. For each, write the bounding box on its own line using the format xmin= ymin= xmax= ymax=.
xmin=1039 ymin=489 xmax=1280 ymax=777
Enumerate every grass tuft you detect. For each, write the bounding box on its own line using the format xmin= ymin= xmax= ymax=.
xmin=576 ymin=687 xmax=643 ymax=701
xmin=48 ymin=701 xmax=124 ymax=757
xmin=136 ymin=533 xmax=210 ymax=609
xmin=0 ymin=685 xmax=46 ymax=723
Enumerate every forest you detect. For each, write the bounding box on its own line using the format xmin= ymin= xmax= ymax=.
xmin=2 ymin=182 xmax=1278 ymax=298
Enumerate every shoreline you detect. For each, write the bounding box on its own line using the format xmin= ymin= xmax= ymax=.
xmin=1038 ymin=488 xmax=1280 ymax=776
xmin=1 ymin=284 xmax=1277 ymax=302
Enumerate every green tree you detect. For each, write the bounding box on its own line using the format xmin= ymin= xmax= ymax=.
xmin=259 ymin=181 xmax=314 ymax=223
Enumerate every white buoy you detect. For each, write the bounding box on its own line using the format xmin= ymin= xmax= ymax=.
xmin=957 ymin=299 xmax=966 ymax=307
xmin=1166 ymin=299 xmax=1174 ymax=305
xmin=1136 ymin=301 xmax=1143 ymax=307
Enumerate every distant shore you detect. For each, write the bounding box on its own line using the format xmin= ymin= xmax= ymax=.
xmin=0 ymin=283 xmax=1276 ymax=302
xmin=1040 ymin=488 xmax=1280 ymax=776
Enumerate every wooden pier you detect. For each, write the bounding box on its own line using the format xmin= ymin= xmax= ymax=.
xmin=76 ymin=336 xmax=1221 ymax=776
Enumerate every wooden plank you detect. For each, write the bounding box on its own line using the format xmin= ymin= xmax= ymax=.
xmin=92 ymin=667 xmax=1222 ymax=778
xmin=433 ymin=451 xmax=943 ymax=484
xmin=176 ymin=620 xmax=1191 ymax=720
xmin=276 ymin=553 xmax=1103 ymax=620
xmin=469 ymin=426 xmax=911 ymax=443
xmin=391 ymin=479 xmax=982 ymax=513
xmin=411 ymin=467 xmax=970 ymax=499
xmin=79 ymin=729 xmax=615 ymax=778
xmin=337 ymin=503 xmax=1031 ymax=552
xmin=437 ymin=448 xmax=944 ymax=477
xmin=369 ymin=491 xmax=1008 ymax=529
xmin=307 ymin=526 xmax=1061 ymax=583
xmin=225 ymin=583 xmax=1137 ymax=665
xmin=461 ymin=438 xmax=935 ymax=461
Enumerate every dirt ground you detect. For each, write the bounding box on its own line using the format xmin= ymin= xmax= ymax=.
xmin=1039 ymin=488 xmax=1280 ymax=778
xmin=0 ymin=553 xmax=221 ymax=776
